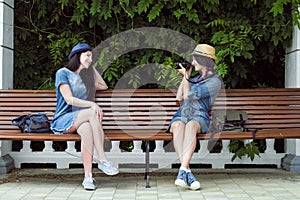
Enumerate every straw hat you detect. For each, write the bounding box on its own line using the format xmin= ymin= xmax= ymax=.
xmin=191 ymin=44 xmax=217 ymax=60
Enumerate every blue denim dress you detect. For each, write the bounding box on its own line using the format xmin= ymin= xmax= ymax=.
xmin=167 ymin=73 xmax=221 ymax=133
xmin=50 ymin=67 xmax=88 ymax=134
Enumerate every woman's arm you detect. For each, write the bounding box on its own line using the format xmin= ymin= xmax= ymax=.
xmin=176 ymin=79 xmax=191 ymax=100
xmin=176 ymin=78 xmax=183 ymax=101
xmin=182 ymin=77 xmax=190 ymax=100
xmin=59 ymin=84 xmax=96 ymax=108
xmin=93 ymin=67 xmax=108 ymax=90
xmin=176 ymin=65 xmax=191 ymax=100
xmin=59 ymin=83 xmax=103 ymax=121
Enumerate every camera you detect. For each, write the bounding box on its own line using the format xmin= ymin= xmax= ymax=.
xmin=175 ymin=61 xmax=192 ymax=70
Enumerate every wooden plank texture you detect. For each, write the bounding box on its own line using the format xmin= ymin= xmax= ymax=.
xmin=1 ymin=88 xmax=300 ymax=141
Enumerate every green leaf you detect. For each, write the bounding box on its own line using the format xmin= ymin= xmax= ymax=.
xmin=102 ymin=1 xmax=113 ymax=20
xmin=90 ymin=0 xmax=101 ymax=16
xmin=270 ymin=0 xmax=286 ymax=17
xmin=58 ymin=0 xmax=69 ymax=9
xmin=186 ymin=10 xmax=200 ymax=23
xmin=76 ymin=0 xmax=88 ymax=12
xmin=243 ymin=52 xmax=253 ymax=59
xmin=173 ymin=9 xmax=185 ymax=20
xmin=137 ymin=0 xmax=152 ymax=14
xmin=186 ymin=0 xmax=196 ymax=10
xmin=147 ymin=3 xmax=163 ymax=22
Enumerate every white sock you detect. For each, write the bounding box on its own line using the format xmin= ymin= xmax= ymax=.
xmin=179 ymin=166 xmax=188 ymax=172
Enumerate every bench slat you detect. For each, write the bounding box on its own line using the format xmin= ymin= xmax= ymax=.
xmin=1 ymin=88 xmax=300 ymax=141
xmin=0 ymin=129 xmax=299 ymax=141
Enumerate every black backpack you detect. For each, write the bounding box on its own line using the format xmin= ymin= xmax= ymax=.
xmin=12 ymin=112 xmax=52 ymax=133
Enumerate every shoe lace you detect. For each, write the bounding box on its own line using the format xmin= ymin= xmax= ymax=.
xmin=177 ymin=170 xmax=187 ymax=180
xmin=187 ymin=172 xmax=196 ymax=183
xmin=101 ymin=160 xmax=114 ymax=167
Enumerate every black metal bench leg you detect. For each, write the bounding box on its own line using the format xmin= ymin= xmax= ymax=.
xmin=145 ymin=140 xmax=151 ymax=188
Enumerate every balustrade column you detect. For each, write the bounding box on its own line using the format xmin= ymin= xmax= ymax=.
xmin=0 ymin=0 xmax=14 ymax=90
xmin=283 ymin=13 xmax=300 ymax=171
xmin=0 ymin=0 xmax=14 ymax=173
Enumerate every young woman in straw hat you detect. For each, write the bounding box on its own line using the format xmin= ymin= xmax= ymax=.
xmin=51 ymin=43 xmax=119 ymax=190
xmin=167 ymin=44 xmax=221 ymax=190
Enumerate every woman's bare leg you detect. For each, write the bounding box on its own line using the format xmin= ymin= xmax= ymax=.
xmin=170 ymin=121 xmax=185 ymax=163
xmin=77 ymin=122 xmax=94 ymax=178
xmin=71 ymin=108 xmax=107 ymax=161
xmin=85 ymin=116 xmax=106 ymax=161
xmin=181 ymin=120 xmax=200 ymax=169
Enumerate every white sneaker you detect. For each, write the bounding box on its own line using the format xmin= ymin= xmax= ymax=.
xmin=186 ymin=172 xmax=201 ymax=190
xmin=174 ymin=170 xmax=188 ymax=188
xmin=98 ymin=160 xmax=119 ymax=176
xmin=82 ymin=173 xmax=96 ymax=190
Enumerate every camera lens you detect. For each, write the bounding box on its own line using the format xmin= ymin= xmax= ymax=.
xmin=176 ymin=61 xmax=191 ymax=70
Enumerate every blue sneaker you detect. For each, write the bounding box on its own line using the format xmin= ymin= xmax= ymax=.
xmin=175 ymin=170 xmax=188 ymax=188
xmin=98 ymin=160 xmax=119 ymax=176
xmin=186 ymin=172 xmax=201 ymax=190
xmin=82 ymin=173 xmax=96 ymax=190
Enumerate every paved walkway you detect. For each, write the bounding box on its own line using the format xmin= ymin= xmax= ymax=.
xmin=0 ymin=168 xmax=299 ymax=200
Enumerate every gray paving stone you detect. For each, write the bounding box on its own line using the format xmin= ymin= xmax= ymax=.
xmin=0 ymin=168 xmax=299 ymax=200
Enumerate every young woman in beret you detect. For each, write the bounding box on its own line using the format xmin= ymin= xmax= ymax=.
xmin=51 ymin=43 xmax=119 ymax=190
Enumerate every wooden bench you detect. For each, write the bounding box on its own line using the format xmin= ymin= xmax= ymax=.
xmin=1 ymin=88 xmax=300 ymax=187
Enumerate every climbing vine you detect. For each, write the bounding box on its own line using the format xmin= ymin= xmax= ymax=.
xmin=14 ymin=0 xmax=299 ymax=89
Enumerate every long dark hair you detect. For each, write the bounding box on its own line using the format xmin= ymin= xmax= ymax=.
xmin=80 ymin=67 xmax=96 ymax=101
xmin=194 ymin=55 xmax=215 ymax=70
xmin=65 ymin=52 xmax=96 ymax=100
xmin=65 ymin=54 xmax=81 ymax=72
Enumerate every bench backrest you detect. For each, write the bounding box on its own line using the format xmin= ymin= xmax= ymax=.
xmin=0 ymin=89 xmax=178 ymax=132
xmin=1 ymin=88 xmax=300 ymax=134
xmin=216 ymin=88 xmax=300 ymax=130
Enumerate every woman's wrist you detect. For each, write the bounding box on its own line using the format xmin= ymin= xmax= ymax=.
xmin=183 ymin=78 xmax=190 ymax=99
xmin=88 ymin=101 xmax=95 ymax=108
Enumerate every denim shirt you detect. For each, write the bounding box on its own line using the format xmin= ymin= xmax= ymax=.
xmin=183 ymin=73 xmax=221 ymax=121
xmin=50 ymin=67 xmax=87 ymax=133
xmin=167 ymin=73 xmax=221 ymax=133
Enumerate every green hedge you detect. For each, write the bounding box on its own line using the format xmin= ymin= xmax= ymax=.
xmin=14 ymin=0 xmax=300 ymax=89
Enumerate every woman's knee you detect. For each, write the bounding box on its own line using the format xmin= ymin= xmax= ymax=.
xmin=87 ymin=108 xmax=102 ymax=123
xmin=76 ymin=108 xmax=98 ymax=124
xmin=83 ymin=108 xmax=96 ymax=118
xmin=186 ymin=120 xmax=201 ymax=133
xmin=170 ymin=121 xmax=185 ymax=133
xmin=77 ymin=122 xmax=92 ymax=136
xmin=86 ymin=108 xmax=97 ymax=119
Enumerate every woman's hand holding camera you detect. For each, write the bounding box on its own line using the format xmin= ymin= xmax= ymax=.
xmin=175 ymin=64 xmax=191 ymax=100
xmin=177 ymin=63 xmax=192 ymax=79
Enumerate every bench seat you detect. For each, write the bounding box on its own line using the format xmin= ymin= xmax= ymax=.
xmin=0 ymin=129 xmax=299 ymax=141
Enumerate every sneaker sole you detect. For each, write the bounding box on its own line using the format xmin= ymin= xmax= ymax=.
xmin=82 ymin=185 xmax=96 ymax=190
xmin=83 ymin=187 xmax=95 ymax=190
xmin=99 ymin=169 xmax=119 ymax=176
xmin=175 ymin=179 xmax=188 ymax=188
xmin=189 ymin=182 xmax=201 ymax=190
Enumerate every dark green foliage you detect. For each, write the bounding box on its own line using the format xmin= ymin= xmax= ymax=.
xmin=14 ymin=0 xmax=300 ymax=89
xmin=228 ymin=139 xmax=261 ymax=161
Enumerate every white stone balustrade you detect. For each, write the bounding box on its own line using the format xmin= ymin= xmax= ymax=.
xmin=8 ymin=139 xmax=285 ymax=170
